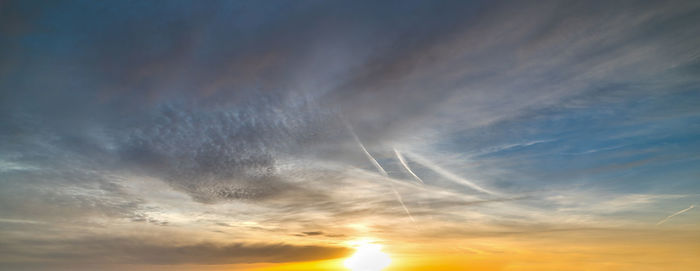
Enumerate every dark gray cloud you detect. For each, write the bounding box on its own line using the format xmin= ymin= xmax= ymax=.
xmin=0 ymin=237 xmax=350 ymax=265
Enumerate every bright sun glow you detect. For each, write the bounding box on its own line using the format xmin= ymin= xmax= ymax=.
xmin=343 ymin=242 xmax=391 ymax=271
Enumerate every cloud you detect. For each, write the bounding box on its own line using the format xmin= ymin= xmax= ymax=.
xmin=0 ymin=237 xmax=351 ymax=265
xmin=657 ymin=205 xmax=695 ymax=225
xmin=114 ymin=102 xmax=346 ymax=203
xmin=1 ymin=1 xmax=700 ymax=269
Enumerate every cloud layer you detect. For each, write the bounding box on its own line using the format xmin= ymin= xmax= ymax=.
xmin=1 ymin=0 xmax=700 ymax=270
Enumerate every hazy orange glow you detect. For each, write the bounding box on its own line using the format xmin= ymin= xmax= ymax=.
xmin=247 ymin=229 xmax=700 ymax=271
xmin=252 ymin=259 xmax=347 ymax=271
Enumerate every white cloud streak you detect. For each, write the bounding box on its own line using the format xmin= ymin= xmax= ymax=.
xmin=346 ymin=123 xmax=414 ymax=222
xmin=350 ymin=129 xmax=388 ymax=177
xmin=394 ymin=148 xmax=424 ymax=184
xmin=656 ymin=205 xmax=695 ymax=225
xmin=403 ymin=151 xmax=497 ymax=195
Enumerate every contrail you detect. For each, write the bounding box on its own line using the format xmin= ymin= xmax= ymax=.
xmin=403 ymin=151 xmax=496 ymax=195
xmin=355 ymin=166 xmax=487 ymax=201
xmin=350 ymin=130 xmax=388 ymax=176
xmin=345 ymin=123 xmax=414 ymax=222
xmin=394 ymin=148 xmax=424 ymax=184
xmin=392 ymin=188 xmax=415 ymax=222
xmin=657 ymin=205 xmax=695 ymax=225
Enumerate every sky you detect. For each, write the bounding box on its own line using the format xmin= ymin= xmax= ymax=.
xmin=1 ymin=0 xmax=700 ymax=270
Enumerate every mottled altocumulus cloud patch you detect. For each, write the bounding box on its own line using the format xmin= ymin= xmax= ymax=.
xmin=115 ymin=102 xmax=344 ymax=203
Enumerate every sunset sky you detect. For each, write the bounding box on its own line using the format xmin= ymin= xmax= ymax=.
xmin=1 ymin=1 xmax=700 ymax=270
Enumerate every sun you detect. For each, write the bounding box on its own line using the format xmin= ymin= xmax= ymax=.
xmin=343 ymin=242 xmax=391 ymax=271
